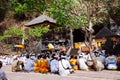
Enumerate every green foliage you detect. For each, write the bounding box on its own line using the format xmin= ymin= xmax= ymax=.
xmin=48 ymin=0 xmax=85 ymax=28
xmin=4 ymin=27 xmax=24 ymax=36
xmin=28 ymin=26 xmax=49 ymax=39
xmin=3 ymin=27 xmax=29 ymax=41
xmin=0 ymin=35 xmax=9 ymax=41
xmin=0 ymin=27 xmax=24 ymax=41
xmin=47 ymin=0 xmax=111 ymax=29
xmin=4 ymin=0 xmax=120 ymax=30
xmin=14 ymin=3 xmax=27 ymax=15
xmin=0 ymin=26 xmax=49 ymax=41
xmin=10 ymin=0 xmax=47 ymax=15
xmin=111 ymin=4 xmax=120 ymax=14
xmin=9 ymin=0 xmax=116 ymax=29
xmin=0 ymin=0 xmax=10 ymax=21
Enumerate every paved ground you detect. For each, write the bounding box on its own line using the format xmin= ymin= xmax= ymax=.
xmin=1 ymin=65 xmax=120 ymax=80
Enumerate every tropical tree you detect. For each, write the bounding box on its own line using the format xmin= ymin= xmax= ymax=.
xmin=10 ymin=0 xmax=47 ymax=20
xmin=4 ymin=0 xmax=119 ymax=70
xmin=46 ymin=0 xmax=119 ymax=70
xmin=8 ymin=0 xmax=116 ymax=70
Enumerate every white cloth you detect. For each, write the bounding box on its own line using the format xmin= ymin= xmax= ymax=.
xmin=105 ymin=55 xmax=117 ymax=70
xmin=107 ymin=64 xmax=117 ymax=70
xmin=58 ymin=59 xmax=71 ymax=76
xmin=96 ymin=60 xmax=104 ymax=70
xmin=78 ymin=58 xmax=88 ymax=71
xmin=96 ymin=56 xmax=105 ymax=64
xmin=0 ymin=70 xmax=8 ymax=80
xmin=86 ymin=54 xmax=92 ymax=61
xmin=50 ymin=59 xmax=59 ymax=73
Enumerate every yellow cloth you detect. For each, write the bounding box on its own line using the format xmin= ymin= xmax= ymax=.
xmin=98 ymin=42 xmax=101 ymax=47
xmin=34 ymin=60 xmax=41 ymax=72
xmin=69 ymin=58 xmax=78 ymax=70
xmin=48 ymin=43 xmax=54 ymax=50
xmin=39 ymin=59 xmax=49 ymax=73
xmin=34 ymin=59 xmax=49 ymax=73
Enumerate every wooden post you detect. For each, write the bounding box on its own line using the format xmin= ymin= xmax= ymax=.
xmin=70 ymin=27 xmax=74 ymax=48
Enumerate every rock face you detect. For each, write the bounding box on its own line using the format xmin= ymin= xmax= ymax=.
xmin=0 ymin=42 xmax=11 ymax=55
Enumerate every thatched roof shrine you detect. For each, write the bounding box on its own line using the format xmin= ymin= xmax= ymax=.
xmin=95 ymin=27 xmax=119 ymax=39
xmin=24 ymin=15 xmax=56 ymax=27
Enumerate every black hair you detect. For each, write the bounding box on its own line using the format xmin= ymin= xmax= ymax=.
xmin=51 ymin=54 xmax=55 ymax=59
xmin=0 ymin=61 xmax=2 ymax=68
xmin=70 ymin=55 xmax=74 ymax=59
xmin=74 ymin=56 xmax=77 ymax=59
xmin=37 ymin=55 xmax=42 ymax=59
xmin=26 ymin=54 xmax=30 ymax=59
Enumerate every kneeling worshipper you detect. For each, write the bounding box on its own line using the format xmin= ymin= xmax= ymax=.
xmin=78 ymin=55 xmax=89 ymax=71
xmin=105 ymin=54 xmax=117 ymax=70
xmin=117 ymin=54 xmax=120 ymax=70
xmin=59 ymin=54 xmax=74 ymax=76
xmin=11 ymin=55 xmax=23 ymax=72
xmin=34 ymin=55 xmax=42 ymax=72
xmin=0 ymin=61 xmax=8 ymax=80
xmin=39 ymin=55 xmax=49 ymax=73
xmin=95 ymin=52 xmax=105 ymax=71
xmin=50 ymin=55 xmax=59 ymax=74
xmin=24 ymin=54 xmax=34 ymax=72
xmin=69 ymin=55 xmax=78 ymax=70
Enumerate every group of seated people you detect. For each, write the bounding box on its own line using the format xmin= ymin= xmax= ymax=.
xmin=11 ymin=52 xmax=74 ymax=76
xmin=1 ymin=47 xmax=120 ymax=76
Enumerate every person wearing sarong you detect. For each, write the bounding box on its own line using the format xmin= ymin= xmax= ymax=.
xmin=117 ymin=54 xmax=120 ymax=70
xmin=78 ymin=55 xmax=89 ymax=71
xmin=59 ymin=55 xmax=73 ymax=76
xmin=11 ymin=55 xmax=22 ymax=72
xmin=105 ymin=54 xmax=117 ymax=70
xmin=34 ymin=55 xmax=42 ymax=72
xmin=24 ymin=54 xmax=34 ymax=72
xmin=39 ymin=55 xmax=49 ymax=73
xmin=69 ymin=55 xmax=78 ymax=70
xmin=0 ymin=61 xmax=8 ymax=80
xmin=95 ymin=52 xmax=105 ymax=71
xmin=50 ymin=55 xmax=59 ymax=74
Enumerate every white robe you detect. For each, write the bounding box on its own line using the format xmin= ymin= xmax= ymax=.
xmin=105 ymin=55 xmax=117 ymax=70
xmin=96 ymin=60 xmax=104 ymax=71
xmin=58 ymin=59 xmax=71 ymax=76
xmin=78 ymin=58 xmax=89 ymax=71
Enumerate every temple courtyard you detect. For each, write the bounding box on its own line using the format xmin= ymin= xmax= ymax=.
xmin=1 ymin=65 xmax=120 ymax=80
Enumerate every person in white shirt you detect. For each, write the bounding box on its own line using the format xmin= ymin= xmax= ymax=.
xmin=50 ymin=55 xmax=59 ymax=74
xmin=105 ymin=53 xmax=117 ymax=70
xmin=0 ymin=61 xmax=8 ymax=80
xmin=78 ymin=55 xmax=89 ymax=71
xmin=58 ymin=54 xmax=73 ymax=76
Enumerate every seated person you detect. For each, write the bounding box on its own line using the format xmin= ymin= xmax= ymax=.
xmin=34 ymin=55 xmax=42 ymax=72
xmin=117 ymin=54 xmax=120 ymax=70
xmin=11 ymin=55 xmax=22 ymax=72
xmin=24 ymin=54 xmax=34 ymax=72
xmin=50 ymin=55 xmax=59 ymax=74
xmin=59 ymin=53 xmax=73 ymax=76
xmin=105 ymin=53 xmax=117 ymax=70
xmin=78 ymin=55 xmax=89 ymax=71
xmin=69 ymin=55 xmax=78 ymax=70
xmin=39 ymin=55 xmax=49 ymax=73
xmin=95 ymin=52 xmax=105 ymax=71
xmin=0 ymin=61 xmax=8 ymax=80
